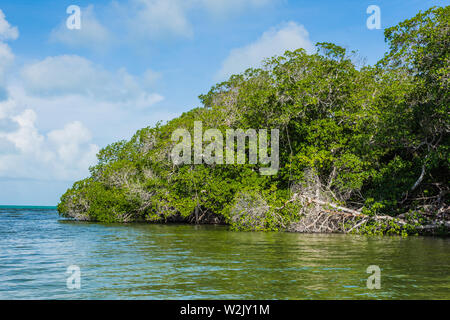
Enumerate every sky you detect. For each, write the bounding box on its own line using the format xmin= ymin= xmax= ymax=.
xmin=0 ymin=0 xmax=447 ymax=206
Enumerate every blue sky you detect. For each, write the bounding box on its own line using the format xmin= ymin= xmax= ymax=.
xmin=0 ymin=0 xmax=447 ymax=205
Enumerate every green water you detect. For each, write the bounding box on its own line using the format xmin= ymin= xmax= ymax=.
xmin=0 ymin=208 xmax=449 ymax=299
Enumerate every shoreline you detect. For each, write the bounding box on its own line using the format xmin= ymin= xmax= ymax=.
xmin=58 ymin=214 xmax=449 ymax=237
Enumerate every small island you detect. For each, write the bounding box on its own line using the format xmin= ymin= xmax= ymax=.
xmin=58 ymin=7 xmax=449 ymax=236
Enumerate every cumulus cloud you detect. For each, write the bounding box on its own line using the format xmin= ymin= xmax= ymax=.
xmin=0 ymin=42 xmax=14 ymax=83
xmin=216 ymin=21 xmax=314 ymax=80
xmin=0 ymin=103 xmax=99 ymax=181
xmin=120 ymin=0 xmax=193 ymax=39
xmin=20 ymin=55 xmax=163 ymax=108
xmin=5 ymin=109 xmax=44 ymax=154
xmin=49 ymin=5 xmax=111 ymax=51
xmin=112 ymin=0 xmax=276 ymax=40
xmin=0 ymin=93 xmax=15 ymax=119
xmin=142 ymin=69 xmax=162 ymax=87
xmin=0 ymin=10 xmax=164 ymax=184
xmin=0 ymin=9 xmax=19 ymax=41
xmin=0 ymin=10 xmax=17 ymax=83
xmin=46 ymin=0 xmax=277 ymax=48
xmin=2 ymin=55 xmax=164 ymax=181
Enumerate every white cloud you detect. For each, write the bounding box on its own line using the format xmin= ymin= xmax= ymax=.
xmin=113 ymin=0 xmax=276 ymax=40
xmin=0 ymin=11 xmax=165 ymax=184
xmin=0 ymin=93 xmax=14 ymax=119
xmin=3 ymin=55 xmax=165 ymax=179
xmin=47 ymin=1 xmax=277 ymax=48
xmin=49 ymin=5 xmax=111 ymax=51
xmin=142 ymin=69 xmax=162 ymax=87
xmin=0 ymin=10 xmax=17 ymax=83
xmin=122 ymin=0 xmax=193 ymax=39
xmin=0 ymin=9 xmax=19 ymax=41
xmin=3 ymin=80 xmax=167 ymax=148
xmin=47 ymin=121 xmax=99 ymax=170
xmin=0 ymin=103 xmax=99 ymax=181
xmin=6 ymin=109 xmax=44 ymax=154
xmin=0 ymin=42 xmax=14 ymax=82
xmin=216 ymin=21 xmax=314 ymax=80
xmin=20 ymin=55 xmax=163 ymax=108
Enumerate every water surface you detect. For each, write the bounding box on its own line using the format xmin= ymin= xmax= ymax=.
xmin=0 ymin=207 xmax=449 ymax=299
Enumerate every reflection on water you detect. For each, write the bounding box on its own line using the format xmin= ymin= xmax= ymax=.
xmin=0 ymin=208 xmax=449 ymax=299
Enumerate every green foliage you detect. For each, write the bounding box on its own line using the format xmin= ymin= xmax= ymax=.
xmin=58 ymin=6 xmax=449 ymax=235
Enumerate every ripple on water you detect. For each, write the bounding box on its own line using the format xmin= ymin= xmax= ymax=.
xmin=0 ymin=208 xmax=449 ymax=299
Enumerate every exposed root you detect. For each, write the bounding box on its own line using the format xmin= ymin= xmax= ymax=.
xmin=286 ymin=193 xmax=399 ymax=233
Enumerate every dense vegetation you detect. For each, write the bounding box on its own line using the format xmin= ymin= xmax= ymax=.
xmin=58 ymin=7 xmax=449 ymax=235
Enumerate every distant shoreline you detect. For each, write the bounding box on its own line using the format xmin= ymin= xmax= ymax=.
xmin=0 ymin=205 xmax=57 ymax=209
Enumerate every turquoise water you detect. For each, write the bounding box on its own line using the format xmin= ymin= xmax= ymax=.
xmin=0 ymin=207 xmax=449 ymax=299
xmin=0 ymin=205 xmax=57 ymax=209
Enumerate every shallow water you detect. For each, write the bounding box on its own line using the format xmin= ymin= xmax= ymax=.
xmin=0 ymin=207 xmax=449 ymax=299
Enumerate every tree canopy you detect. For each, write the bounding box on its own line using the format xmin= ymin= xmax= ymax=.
xmin=58 ymin=6 xmax=449 ymax=235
